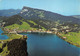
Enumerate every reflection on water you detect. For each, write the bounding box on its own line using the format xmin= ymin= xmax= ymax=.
xmin=21 ymin=33 xmax=80 ymax=56
xmin=0 ymin=29 xmax=8 ymax=40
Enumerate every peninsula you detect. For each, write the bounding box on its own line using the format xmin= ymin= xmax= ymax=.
xmin=0 ymin=30 xmax=28 ymax=56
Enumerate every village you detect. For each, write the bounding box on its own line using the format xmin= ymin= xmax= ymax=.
xmin=2 ymin=26 xmax=72 ymax=40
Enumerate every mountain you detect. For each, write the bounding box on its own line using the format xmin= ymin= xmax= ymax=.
xmin=0 ymin=9 xmax=21 ymax=16
xmin=1 ymin=6 xmax=80 ymax=32
xmin=19 ymin=6 xmax=80 ymax=25
xmin=0 ymin=16 xmax=7 ymax=19
xmin=2 ymin=14 xmax=80 ymax=32
xmin=3 ymin=15 xmax=46 ymax=30
xmin=72 ymin=15 xmax=80 ymax=19
xmin=3 ymin=15 xmax=23 ymax=26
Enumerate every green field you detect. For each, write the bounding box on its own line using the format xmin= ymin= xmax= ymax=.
xmin=27 ymin=20 xmax=37 ymax=25
xmin=5 ymin=21 xmax=46 ymax=30
xmin=0 ymin=44 xmax=9 ymax=56
xmin=5 ymin=21 xmax=35 ymax=30
xmin=60 ymin=32 xmax=80 ymax=47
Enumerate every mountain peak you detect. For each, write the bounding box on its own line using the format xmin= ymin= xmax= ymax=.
xmin=21 ymin=7 xmax=29 ymax=14
xmin=22 ymin=6 xmax=32 ymax=10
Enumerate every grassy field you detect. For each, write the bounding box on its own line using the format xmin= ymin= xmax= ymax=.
xmin=5 ymin=21 xmax=35 ymax=30
xmin=0 ymin=45 xmax=9 ymax=56
xmin=60 ymin=32 xmax=80 ymax=47
xmin=5 ymin=21 xmax=46 ymax=30
xmin=27 ymin=20 xmax=37 ymax=25
xmin=7 ymin=34 xmax=23 ymax=39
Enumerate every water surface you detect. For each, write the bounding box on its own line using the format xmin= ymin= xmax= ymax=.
xmin=21 ymin=33 xmax=80 ymax=56
xmin=0 ymin=29 xmax=8 ymax=40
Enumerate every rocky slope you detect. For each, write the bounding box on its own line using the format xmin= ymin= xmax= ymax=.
xmin=72 ymin=15 xmax=80 ymax=19
xmin=19 ymin=6 xmax=80 ymax=25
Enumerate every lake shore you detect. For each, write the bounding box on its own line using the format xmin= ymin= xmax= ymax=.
xmin=18 ymin=29 xmax=80 ymax=48
xmin=17 ymin=30 xmax=53 ymax=34
xmin=2 ymin=28 xmax=80 ymax=48
xmin=17 ymin=29 xmax=80 ymax=47
xmin=56 ymin=32 xmax=80 ymax=48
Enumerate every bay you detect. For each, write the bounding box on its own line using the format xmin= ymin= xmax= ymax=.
xmin=21 ymin=33 xmax=80 ymax=56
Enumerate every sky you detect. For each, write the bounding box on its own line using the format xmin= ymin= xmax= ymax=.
xmin=0 ymin=0 xmax=80 ymax=16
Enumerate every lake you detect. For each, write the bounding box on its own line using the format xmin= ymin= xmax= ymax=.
xmin=21 ymin=33 xmax=80 ymax=56
xmin=0 ymin=29 xmax=8 ymax=40
xmin=0 ymin=28 xmax=80 ymax=56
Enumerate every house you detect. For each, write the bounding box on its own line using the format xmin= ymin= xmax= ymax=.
xmin=63 ymin=36 xmax=67 ymax=39
xmin=9 ymin=30 xmax=17 ymax=34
